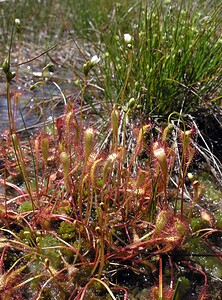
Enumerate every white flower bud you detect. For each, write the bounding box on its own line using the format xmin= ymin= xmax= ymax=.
xmin=124 ymin=33 xmax=132 ymax=44
xmin=15 ymin=18 xmax=21 ymax=26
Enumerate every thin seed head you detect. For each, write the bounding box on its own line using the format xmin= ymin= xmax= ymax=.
xmin=60 ymin=152 xmax=70 ymax=179
xmin=41 ymin=137 xmax=49 ymax=164
xmin=84 ymin=128 xmax=94 ymax=161
xmin=153 ymin=143 xmax=168 ymax=182
xmin=111 ymin=108 xmax=119 ymax=140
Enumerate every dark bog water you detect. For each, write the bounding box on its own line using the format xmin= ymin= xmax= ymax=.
xmin=0 ymin=76 xmax=78 ymax=133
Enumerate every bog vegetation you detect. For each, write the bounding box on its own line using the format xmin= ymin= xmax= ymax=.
xmin=0 ymin=0 xmax=222 ymax=299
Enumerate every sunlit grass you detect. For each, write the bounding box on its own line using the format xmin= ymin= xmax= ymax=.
xmin=90 ymin=0 xmax=222 ymax=115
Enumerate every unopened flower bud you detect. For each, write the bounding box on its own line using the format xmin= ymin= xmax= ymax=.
xmin=128 ymin=97 xmax=136 ymax=109
xmin=2 ymin=57 xmax=10 ymax=74
xmin=43 ymin=63 xmax=55 ymax=73
xmin=6 ymin=71 xmax=16 ymax=83
xmin=29 ymin=81 xmax=42 ymax=90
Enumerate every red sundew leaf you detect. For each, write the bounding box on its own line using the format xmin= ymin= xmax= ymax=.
xmin=14 ymin=92 xmax=22 ymax=102
xmin=0 ymin=178 xmax=28 ymax=199
xmin=56 ymin=116 xmax=64 ymax=141
xmin=106 ymin=238 xmax=176 ymax=261
xmin=49 ymin=172 xmax=57 ymax=184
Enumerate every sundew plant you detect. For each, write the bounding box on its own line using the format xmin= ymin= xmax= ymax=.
xmin=2 ymin=103 xmax=222 ymax=299
xmin=0 ymin=0 xmax=222 ymax=299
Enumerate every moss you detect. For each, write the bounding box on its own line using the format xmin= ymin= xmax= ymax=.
xmin=18 ymin=201 xmax=33 ymax=213
xmin=185 ymin=237 xmax=222 ymax=279
xmin=190 ymin=217 xmax=208 ymax=232
xmin=36 ymin=234 xmax=62 ymax=269
xmin=214 ymin=212 xmax=222 ymax=230
xmin=58 ymin=221 xmax=76 ymax=240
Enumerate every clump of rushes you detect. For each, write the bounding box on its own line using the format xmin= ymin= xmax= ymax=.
xmin=94 ymin=0 xmax=222 ymax=117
